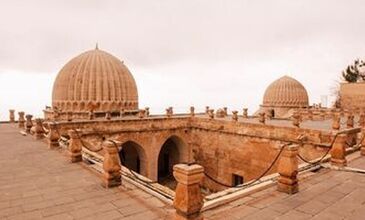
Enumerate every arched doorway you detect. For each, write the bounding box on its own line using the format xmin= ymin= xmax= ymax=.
xmin=119 ymin=141 xmax=147 ymax=176
xmin=158 ymin=136 xmax=185 ymax=187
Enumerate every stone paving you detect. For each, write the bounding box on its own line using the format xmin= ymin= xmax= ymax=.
xmin=204 ymin=152 xmax=365 ymax=220
xmin=0 ymin=123 xmax=174 ymax=220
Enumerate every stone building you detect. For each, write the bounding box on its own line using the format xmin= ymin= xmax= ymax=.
xmin=44 ymin=46 xmax=139 ymax=120
xmin=340 ymin=81 xmax=365 ymax=110
xmin=258 ymin=75 xmax=309 ymax=118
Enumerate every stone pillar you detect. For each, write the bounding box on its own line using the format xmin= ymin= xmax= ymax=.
xmin=330 ymin=133 xmax=347 ymax=167
xmin=259 ymin=112 xmax=265 ymax=124
xmin=145 ymin=107 xmax=150 ymax=117
xmin=9 ymin=109 xmax=15 ymax=123
xmin=166 ymin=107 xmax=173 ymax=118
xmin=332 ymin=113 xmax=340 ymax=130
xmin=173 ymin=164 xmax=204 ymax=220
xmin=308 ymin=109 xmax=313 ymax=120
xmin=208 ymin=109 xmax=214 ymax=119
xmin=277 ymin=144 xmax=299 ymax=194
xmin=18 ymin=111 xmax=25 ymax=128
xmin=34 ymin=118 xmax=45 ymax=140
xmin=105 ymin=112 xmax=111 ymax=120
xmin=102 ymin=141 xmax=121 ymax=188
xmin=47 ymin=123 xmax=60 ymax=149
xmin=68 ymin=130 xmax=83 ymax=163
xmin=190 ymin=106 xmax=195 ymax=117
xmin=25 ymin=114 xmax=33 ymax=133
xmin=232 ymin=111 xmax=238 ymax=121
xmin=346 ymin=115 xmax=354 ymax=128
xmin=242 ymin=108 xmax=248 ymax=118
xmin=205 ymin=106 xmax=209 ymax=114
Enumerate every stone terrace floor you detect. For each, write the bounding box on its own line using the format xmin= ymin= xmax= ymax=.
xmin=2 ymin=123 xmax=365 ymax=220
xmin=0 ymin=123 xmax=174 ymax=220
xmin=205 ymin=153 xmax=365 ymax=220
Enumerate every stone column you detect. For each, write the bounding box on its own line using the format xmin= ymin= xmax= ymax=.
xmin=18 ymin=111 xmax=25 ymax=129
xmin=68 ymin=130 xmax=83 ymax=163
xmin=330 ymin=133 xmax=347 ymax=167
xmin=47 ymin=123 xmax=60 ymax=149
xmin=277 ymin=144 xmax=299 ymax=194
xmin=242 ymin=108 xmax=248 ymax=118
xmin=34 ymin=118 xmax=45 ymax=140
xmin=9 ymin=109 xmax=15 ymax=123
xmin=190 ymin=106 xmax=195 ymax=117
xmin=25 ymin=114 xmax=33 ymax=133
xmin=102 ymin=141 xmax=121 ymax=188
xmin=232 ymin=111 xmax=238 ymax=121
xmin=173 ymin=164 xmax=204 ymax=220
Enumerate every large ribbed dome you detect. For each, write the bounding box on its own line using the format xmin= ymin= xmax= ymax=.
xmin=52 ymin=47 xmax=138 ymax=112
xmin=262 ymin=76 xmax=309 ymax=107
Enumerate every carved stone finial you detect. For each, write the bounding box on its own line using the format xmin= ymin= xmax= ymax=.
xmin=68 ymin=130 xmax=83 ymax=163
xmin=102 ymin=141 xmax=121 ymax=188
xmin=47 ymin=123 xmax=60 ymax=149
xmin=34 ymin=118 xmax=45 ymax=140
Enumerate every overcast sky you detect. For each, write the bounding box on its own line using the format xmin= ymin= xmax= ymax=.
xmin=1 ymin=0 xmax=365 ymax=119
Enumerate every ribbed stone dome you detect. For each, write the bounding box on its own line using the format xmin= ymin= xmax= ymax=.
xmin=262 ymin=76 xmax=309 ymax=107
xmin=52 ymin=47 xmax=138 ymax=112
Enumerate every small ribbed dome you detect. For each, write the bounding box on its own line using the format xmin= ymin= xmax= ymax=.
xmin=262 ymin=76 xmax=309 ymax=107
xmin=52 ymin=47 xmax=138 ymax=112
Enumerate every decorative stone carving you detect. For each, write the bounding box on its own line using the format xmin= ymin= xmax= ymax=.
xmin=9 ymin=109 xmax=15 ymax=123
xmin=34 ymin=118 xmax=45 ymax=140
xmin=47 ymin=123 xmax=60 ymax=149
xmin=330 ymin=133 xmax=347 ymax=167
xmin=68 ymin=130 xmax=83 ymax=163
xmin=25 ymin=114 xmax=33 ymax=133
xmin=277 ymin=144 xmax=299 ymax=194
xmin=173 ymin=164 xmax=204 ymax=220
xmin=18 ymin=112 xmax=25 ymax=129
xmin=232 ymin=111 xmax=238 ymax=121
xmin=102 ymin=141 xmax=121 ymax=188
xmin=190 ymin=106 xmax=195 ymax=117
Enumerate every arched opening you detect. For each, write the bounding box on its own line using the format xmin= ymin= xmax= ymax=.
xmin=119 ymin=141 xmax=147 ymax=176
xmin=158 ymin=136 xmax=186 ymax=188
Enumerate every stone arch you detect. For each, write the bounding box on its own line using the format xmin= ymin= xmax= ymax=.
xmin=119 ymin=140 xmax=148 ymax=177
xmin=157 ymin=135 xmax=188 ymax=185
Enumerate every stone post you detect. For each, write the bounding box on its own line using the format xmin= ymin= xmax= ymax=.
xmin=205 ymin=106 xmax=209 ymax=114
xmin=330 ymin=133 xmax=347 ymax=167
xmin=166 ymin=107 xmax=173 ymax=118
xmin=25 ymin=114 xmax=33 ymax=133
xmin=173 ymin=164 xmax=204 ymax=220
xmin=308 ymin=109 xmax=313 ymax=120
xmin=190 ymin=106 xmax=195 ymax=117
xmin=346 ymin=114 xmax=354 ymax=128
xmin=68 ymin=130 xmax=83 ymax=163
xmin=105 ymin=112 xmax=111 ymax=120
xmin=332 ymin=113 xmax=340 ymax=130
xmin=66 ymin=112 xmax=73 ymax=121
xmin=277 ymin=144 xmax=299 ymax=194
xmin=102 ymin=141 xmax=122 ymax=188
xmin=208 ymin=109 xmax=214 ymax=119
xmin=34 ymin=118 xmax=45 ymax=140
xmin=292 ymin=113 xmax=300 ymax=128
xmin=138 ymin=110 xmax=146 ymax=118
xmin=232 ymin=111 xmax=238 ymax=121
xmin=259 ymin=112 xmax=265 ymax=124
xmin=223 ymin=107 xmax=228 ymax=116
xmin=9 ymin=109 xmax=15 ymax=122
xmin=88 ymin=110 xmax=95 ymax=120
xmin=47 ymin=123 xmax=60 ymax=149
xmin=18 ymin=111 xmax=25 ymax=128
xmin=242 ymin=108 xmax=248 ymax=118
xmin=145 ymin=107 xmax=150 ymax=117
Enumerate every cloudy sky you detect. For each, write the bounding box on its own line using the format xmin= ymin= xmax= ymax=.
xmin=1 ymin=0 xmax=365 ymax=119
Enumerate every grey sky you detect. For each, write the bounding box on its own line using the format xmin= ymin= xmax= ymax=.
xmin=1 ymin=0 xmax=365 ymax=118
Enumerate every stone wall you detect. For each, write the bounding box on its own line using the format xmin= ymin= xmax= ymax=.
xmin=340 ymin=82 xmax=365 ymax=110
